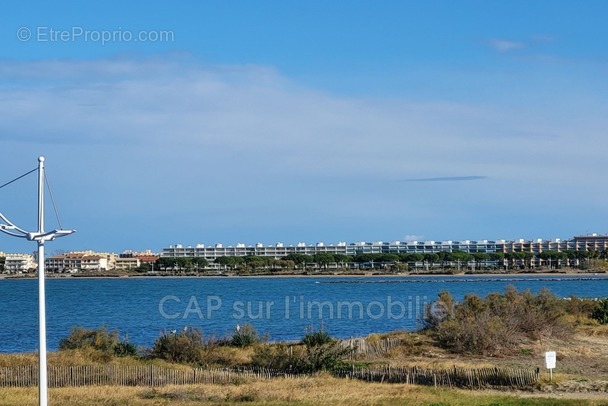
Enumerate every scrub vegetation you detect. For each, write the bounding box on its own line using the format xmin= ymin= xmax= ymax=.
xmin=1 ymin=288 xmax=607 ymax=404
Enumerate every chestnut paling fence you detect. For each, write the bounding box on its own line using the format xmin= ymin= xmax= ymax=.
xmin=0 ymin=365 xmax=539 ymax=389
xmin=334 ymin=365 xmax=540 ymax=388
xmin=340 ymin=337 xmax=403 ymax=357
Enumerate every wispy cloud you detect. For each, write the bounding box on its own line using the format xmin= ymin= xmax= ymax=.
xmin=487 ymin=38 xmax=524 ymax=52
xmin=0 ymin=55 xmax=606 ymax=250
xmin=403 ymin=176 xmax=487 ymax=182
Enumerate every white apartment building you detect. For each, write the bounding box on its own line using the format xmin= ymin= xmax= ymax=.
xmin=45 ymin=251 xmax=116 ymax=272
xmin=161 ymin=240 xmax=505 ymax=260
xmin=161 ymin=234 xmax=608 ymax=261
xmin=162 ymin=241 xmax=349 ymax=261
xmin=114 ymin=256 xmax=141 ymax=270
xmin=42 ymin=250 xmax=156 ymax=273
xmin=1 ymin=253 xmax=35 ymax=274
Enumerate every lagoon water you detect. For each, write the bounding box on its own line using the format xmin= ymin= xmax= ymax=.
xmin=0 ymin=274 xmax=607 ymax=353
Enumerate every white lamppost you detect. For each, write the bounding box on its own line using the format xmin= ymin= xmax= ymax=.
xmin=0 ymin=157 xmax=75 ymax=406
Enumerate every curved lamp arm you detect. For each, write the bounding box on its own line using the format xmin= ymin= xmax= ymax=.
xmin=0 ymin=212 xmax=75 ymax=241
xmin=0 ymin=212 xmax=29 ymax=238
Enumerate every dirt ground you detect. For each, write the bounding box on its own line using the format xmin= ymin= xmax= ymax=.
xmin=371 ymin=326 xmax=608 ymax=397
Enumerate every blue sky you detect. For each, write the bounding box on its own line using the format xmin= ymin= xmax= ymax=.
xmin=1 ymin=1 xmax=607 ymax=254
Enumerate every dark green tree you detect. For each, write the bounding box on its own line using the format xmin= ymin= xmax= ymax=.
xmin=377 ymin=253 xmax=400 ymax=264
xmin=333 ymin=254 xmax=352 ymax=269
xmin=423 ymin=253 xmax=439 ymax=270
xmin=283 ymin=253 xmax=313 ymax=270
xmin=519 ymin=252 xmax=535 ymax=269
xmin=489 ymin=252 xmax=505 ymax=269
xmin=539 ymin=251 xmax=566 ymax=268
xmin=192 ymin=257 xmax=208 ymax=272
xmin=313 ymin=253 xmax=335 ymax=270
xmin=470 ymin=252 xmax=490 ymax=271
xmin=174 ymin=257 xmax=193 ymax=272
xmin=243 ymin=255 xmax=268 ymax=271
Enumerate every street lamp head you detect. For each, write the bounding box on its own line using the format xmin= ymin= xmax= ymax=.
xmin=27 ymin=229 xmax=76 ymax=242
xmin=53 ymin=229 xmax=76 ymax=238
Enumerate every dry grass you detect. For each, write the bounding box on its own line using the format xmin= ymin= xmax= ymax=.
xmin=0 ymin=342 xmax=254 ymax=370
xmin=2 ymin=325 xmax=607 ymax=404
xmin=0 ymin=350 xmax=189 ymax=370
xmin=0 ymin=375 xmax=604 ymax=406
xmin=201 ymin=345 xmax=254 ymax=367
xmin=579 ymin=324 xmax=608 ymax=338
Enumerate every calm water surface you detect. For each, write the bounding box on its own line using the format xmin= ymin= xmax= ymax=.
xmin=0 ymin=274 xmax=606 ymax=353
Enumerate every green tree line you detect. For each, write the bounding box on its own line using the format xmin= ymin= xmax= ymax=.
xmin=152 ymin=249 xmax=608 ymax=274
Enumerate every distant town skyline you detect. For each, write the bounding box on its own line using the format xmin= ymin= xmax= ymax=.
xmin=2 ymin=232 xmax=608 ymax=256
xmin=4 ymin=233 xmax=607 ymax=275
xmin=1 ymin=2 xmax=607 ymax=253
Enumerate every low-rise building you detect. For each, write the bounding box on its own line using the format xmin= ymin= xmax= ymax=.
xmin=2 ymin=253 xmax=35 ymax=274
xmin=115 ymin=256 xmax=141 ymax=270
xmin=45 ymin=251 xmax=116 ymax=272
xmin=118 ymin=250 xmax=159 ymax=270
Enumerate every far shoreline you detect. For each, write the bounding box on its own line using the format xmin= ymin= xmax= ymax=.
xmin=1 ymin=269 xmax=606 ymax=281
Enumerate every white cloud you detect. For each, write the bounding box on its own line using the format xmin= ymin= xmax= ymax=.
xmin=0 ymin=55 xmax=606 ymax=250
xmin=487 ymin=38 xmax=524 ymax=52
xmin=487 ymin=35 xmax=556 ymax=54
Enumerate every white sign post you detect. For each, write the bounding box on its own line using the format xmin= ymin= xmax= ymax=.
xmin=545 ymin=351 xmax=556 ymax=381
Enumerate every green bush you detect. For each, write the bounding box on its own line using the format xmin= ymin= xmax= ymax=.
xmin=59 ymin=326 xmax=136 ymax=358
xmin=562 ymin=295 xmax=602 ymax=322
xmin=301 ymin=340 xmax=352 ymax=373
xmin=251 ymin=343 xmax=301 ymax=371
xmin=427 ymin=287 xmax=574 ymax=355
xmin=251 ymin=330 xmax=352 ymax=373
xmin=150 ymin=328 xmax=205 ymax=364
xmin=591 ymin=298 xmax=608 ymax=324
xmin=230 ymin=324 xmax=265 ymax=347
xmin=423 ymin=291 xmax=455 ymax=329
xmin=301 ymin=330 xmax=333 ymax=347
xmin=113 ymin=341 xmax=138 ymax=357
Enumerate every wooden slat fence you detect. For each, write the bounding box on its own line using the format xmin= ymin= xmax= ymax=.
xmin=340 ymin=337 xmax=402 ymax=357
xmin=334 ymin=365 xmax=540 ymax=389
xmin=0 ymin=365 xmax=539 ymax=389
xmin=0 ymin=366 xmax=296 ymax=388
